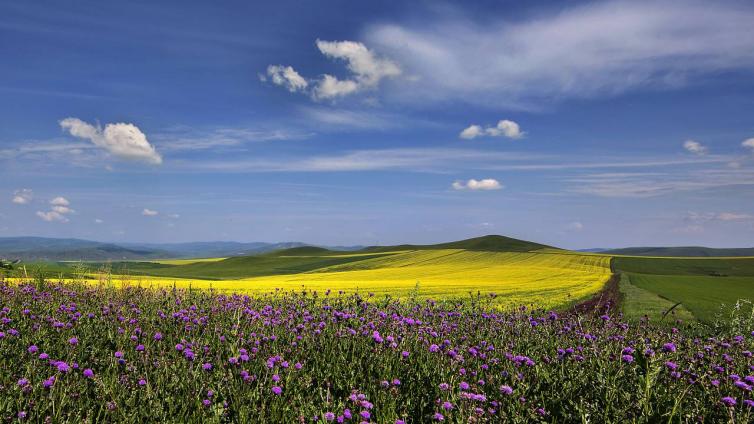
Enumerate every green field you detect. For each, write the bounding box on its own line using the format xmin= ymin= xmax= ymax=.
xmin=614 ymin=255 xmax=754 ymax=322
xmin=7 ymin=235 xmax=754 ymax=322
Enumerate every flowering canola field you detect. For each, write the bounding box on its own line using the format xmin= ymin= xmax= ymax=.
xmin=113 ymin=249 xmax=611 ymax=310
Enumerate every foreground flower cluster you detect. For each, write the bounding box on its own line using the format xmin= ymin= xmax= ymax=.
xmin=0 ymin=281 xmax=752 ymax=423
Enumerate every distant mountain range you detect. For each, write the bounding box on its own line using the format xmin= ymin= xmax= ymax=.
xmin=1 ymin=236 xmax=752 ymax=261
xmin=0 ymin=237 xmax=363 ymax=261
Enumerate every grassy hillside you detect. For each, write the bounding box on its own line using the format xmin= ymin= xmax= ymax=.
xmin=618 ymin=274 xmax=694 ymax=322
xmin=363 ymin=235 xmax=552 ymax=253
xmin=92 ymin=249 xmax=612 ymax=310
xmin=628 ymin=274 xmax=753 ymax=322
xmin=105 ymin=235 xmax=551 ymax=280
xmin=606 ymin=246 xmax=754 ymax=257
xmin=614 ymin=256 xmax=754 ymax=322
xmin=613 ymin=256 xmax=754 ymax=277
xmin=114 ymin=251 xmax=398 ymax=280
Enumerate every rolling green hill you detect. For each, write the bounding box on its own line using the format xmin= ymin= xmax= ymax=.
xmin=606 ymin=246 xmax=754 ymax=257
xmin=363 ymin=235 xmax=553 ymax=253
xmin=106 ymin=235 xmax=553 ymax=280
xmin=614 ymin=256 xmax=754 ymax=322
xmin=613 ymin=256 xmax=754 ymax=277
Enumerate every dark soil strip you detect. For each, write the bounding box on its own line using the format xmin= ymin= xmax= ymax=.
xmin=570 ymin=264 xmax=621 ymax=316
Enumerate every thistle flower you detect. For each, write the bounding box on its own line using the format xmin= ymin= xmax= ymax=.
xmin=721 ymin=397 xmax=737 ymax=407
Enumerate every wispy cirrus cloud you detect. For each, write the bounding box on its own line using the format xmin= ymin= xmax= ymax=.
xmin=567 ymin=168 xmax=754 ymax=198
xmin=366 ymin=0 xmax=754 ymax=107
xmin=153 ymin=127 xmax=313 ymax=152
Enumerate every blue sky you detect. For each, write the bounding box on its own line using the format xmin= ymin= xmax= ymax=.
xmin=2 ymin=0 xmax=754 ymax=248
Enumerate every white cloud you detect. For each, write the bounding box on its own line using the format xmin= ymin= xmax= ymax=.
xmin=315 ymin=39 xmax=401 ymax=88
xmin=36 ymin=196 xmax=74 ymax=222
xmin=52 ymin=205 xmax=73 ymax=214
xmin=142 ymin=208 xmax=159 ymax=216
xmin=94 ymin=218 xmax=104 ymax=224
xmin=452 ymin=178 xmax=503 ymax=191
xmin=264 ymin=40 xmax=401 ymax=100
xmin=743 ymin=138 xmax=754 ymax=152
xmin=60 ymin=118 xmax=162 ymax=165
xmin=12 ymin=189 xmax=33 ymax=204
xmin=683 ymin=140 xmax=707 ymax=155
xmin=567 ymin=167 xmax=754 ymax=198
xmin=717 ymin=212 xmax=753 ymax=221
xmin=313 ymin=75 xmax=360 ymax=99
xmin=36 ymin=211 xmax=68 ymax=223
xmin=264 ymin=65 xmax=308 ymax=92
xmin=366 ymin=1 xmax=754 ymax=106
xmin=460 ymin=120 xmax=524 ymax=139
xmin=685 ymin=211 xmax=754 ymax=222
xmin=167 ymin=213 xmax=180 ymax=219
xmin=50 ymin=196 xmax=69 ymax=206
xmin=459 ymin=125 xmax=484 ymax=140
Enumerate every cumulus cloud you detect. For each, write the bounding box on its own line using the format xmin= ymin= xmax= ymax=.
xmin=59 ymin=118 xmax=162 ymax=165
xmin=36 ymin=211 xmax=68 ymax=222
xmin=366 ymin=1 xmax=754 ymax=106
xmin=263 ymin=40 xmax=401 ymax=100
xmin=12 ymin=189 xmax=33 ymax=204
xmin=459 ymin=125 xmax=484 ymax=140
xmin=315 ymin=40 xmax=401 ymax=89
xmin=50 ymin=196 xmax=69 ymax=206
xmin=452 ymin=178 xmax=503 ymax=191
xmin=36 ymin=196 xmax=74 ymax=222
xmin=743 ymin=138 xmax=754 ymax=152
xmin=460 ymin=120 xmax=524 ymax=140
xmin=683 ymin=140 xmax=707 ymax=155
xmin=313 ymin=75 xmax=360 ymax=99
xmin=142 ymin=208 xmax=159 ymax=216
xmin=263 ymin=65 xmax=308 ymax=92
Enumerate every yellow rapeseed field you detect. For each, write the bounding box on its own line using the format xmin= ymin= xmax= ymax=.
xmin=79 ymin=249 xmax=612 ymax=309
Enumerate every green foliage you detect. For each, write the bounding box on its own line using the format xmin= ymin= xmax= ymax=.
xmin=618 ymin=274 xmax=694 ymax=323
xmin=627 ymin=274 xmax=754 ymax=323
xmin=0 ymin=281 xmax=752 ymax=423
xmin=613 ymin=256 xmax=754 ymax=277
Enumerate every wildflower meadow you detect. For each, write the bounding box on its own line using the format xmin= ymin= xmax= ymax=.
xmin=0 ymin=280 xmax=753 ymax=423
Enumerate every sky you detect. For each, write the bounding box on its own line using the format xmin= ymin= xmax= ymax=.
xmin=1 ymin=0 xmax=754 ymax=249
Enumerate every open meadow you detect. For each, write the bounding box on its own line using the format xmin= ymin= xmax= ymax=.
xmin=1 ymin=236 xmax=754 ymax=422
